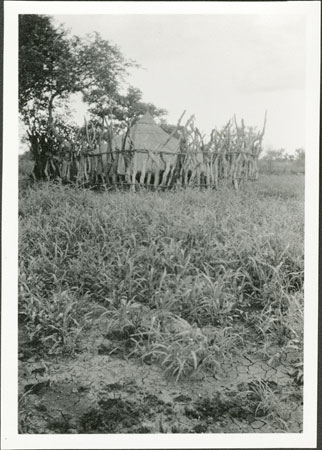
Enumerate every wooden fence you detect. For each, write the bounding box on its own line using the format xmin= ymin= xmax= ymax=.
xmin=33 ymin=113 xmax=267 ymax=191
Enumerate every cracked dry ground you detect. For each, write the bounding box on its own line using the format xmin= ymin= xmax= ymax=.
xmin=19 ymin=315 xmax=303 ymax=434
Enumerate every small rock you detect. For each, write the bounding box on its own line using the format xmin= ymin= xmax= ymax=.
xmin=251 ymin=420 xmax=265 ymax=429
xmin=174 ymin=394 xmax=192 ymax=402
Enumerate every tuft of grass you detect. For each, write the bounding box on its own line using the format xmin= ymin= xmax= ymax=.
xmin=19 ymin=287 xmax=90 ymax=356
xmin=130 ymin=315 xmax=220 ymax=381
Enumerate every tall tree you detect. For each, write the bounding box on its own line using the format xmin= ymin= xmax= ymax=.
xmin=19 ymin=15 xmax=82 ymax=176
xmin=74 ymin=32 xmax=136 ymax=120
xmin=19 ymin=14 xmax=168 ymax=177
xmin=19 ymin=15 xmax=80 ymax=122
xmin=18 ymin=15 xmax=134 ymax=164
xmin=19 ymin=16 xmax=145 ymax=130
xmin=95 ymin=86 xmax=167 ymax=129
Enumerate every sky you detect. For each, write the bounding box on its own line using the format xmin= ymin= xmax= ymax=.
xmin=53 ymin=14 xmax=306 ymax=154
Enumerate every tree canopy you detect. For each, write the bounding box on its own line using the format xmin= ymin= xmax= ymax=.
xmin=19 ymin=15 xmax=79 ymax=116
xmin=92 ymin=86 xmax=167 ymax=127
xmin=19 ymin=14 xmax=167 ymax=135
xmin=262 ymin=147 xmax=305 ymax=163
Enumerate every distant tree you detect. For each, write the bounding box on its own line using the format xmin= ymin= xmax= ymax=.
xmin=294 ymin=148 xmax=305 ymax=162
xmin=260 ymin=148 xmax=286 ymax=174
xmin=292 ymin=148 xmax=305 ymax=173
xmin=262 ymin=148 xmax=286 ymax=161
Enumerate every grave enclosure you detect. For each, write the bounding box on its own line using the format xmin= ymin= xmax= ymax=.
xmin=30 ymin=111 xmax=266 ymax=191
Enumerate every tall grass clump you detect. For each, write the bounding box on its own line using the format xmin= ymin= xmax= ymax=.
xmin=19 ymin=175 xmax=304 ymax=377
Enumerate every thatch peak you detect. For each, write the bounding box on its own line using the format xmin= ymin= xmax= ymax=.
xmin=115 ymin=112 xmax=179 ymax=154
xmin=136 ymin=111 xmax=156 ymax=126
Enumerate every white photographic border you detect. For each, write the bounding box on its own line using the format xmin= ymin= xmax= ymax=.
xmin=2 ymin=1 xmax=320 ymax=448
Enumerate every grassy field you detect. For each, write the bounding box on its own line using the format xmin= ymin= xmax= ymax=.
xmin=258 ymin=158 xmax=305 ymax=176
xmin=18 ymin=174 xmax=304 ymax=433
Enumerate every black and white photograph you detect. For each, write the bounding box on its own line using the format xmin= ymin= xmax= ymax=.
xmin=1 ymin=1 xmax=320 ymax=448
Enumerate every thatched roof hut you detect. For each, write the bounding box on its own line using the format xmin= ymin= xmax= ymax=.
xmin=114 ymin=112 xmax=180 ymax=178
xmin=115 ymin=111 xmax=180 ymax=153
